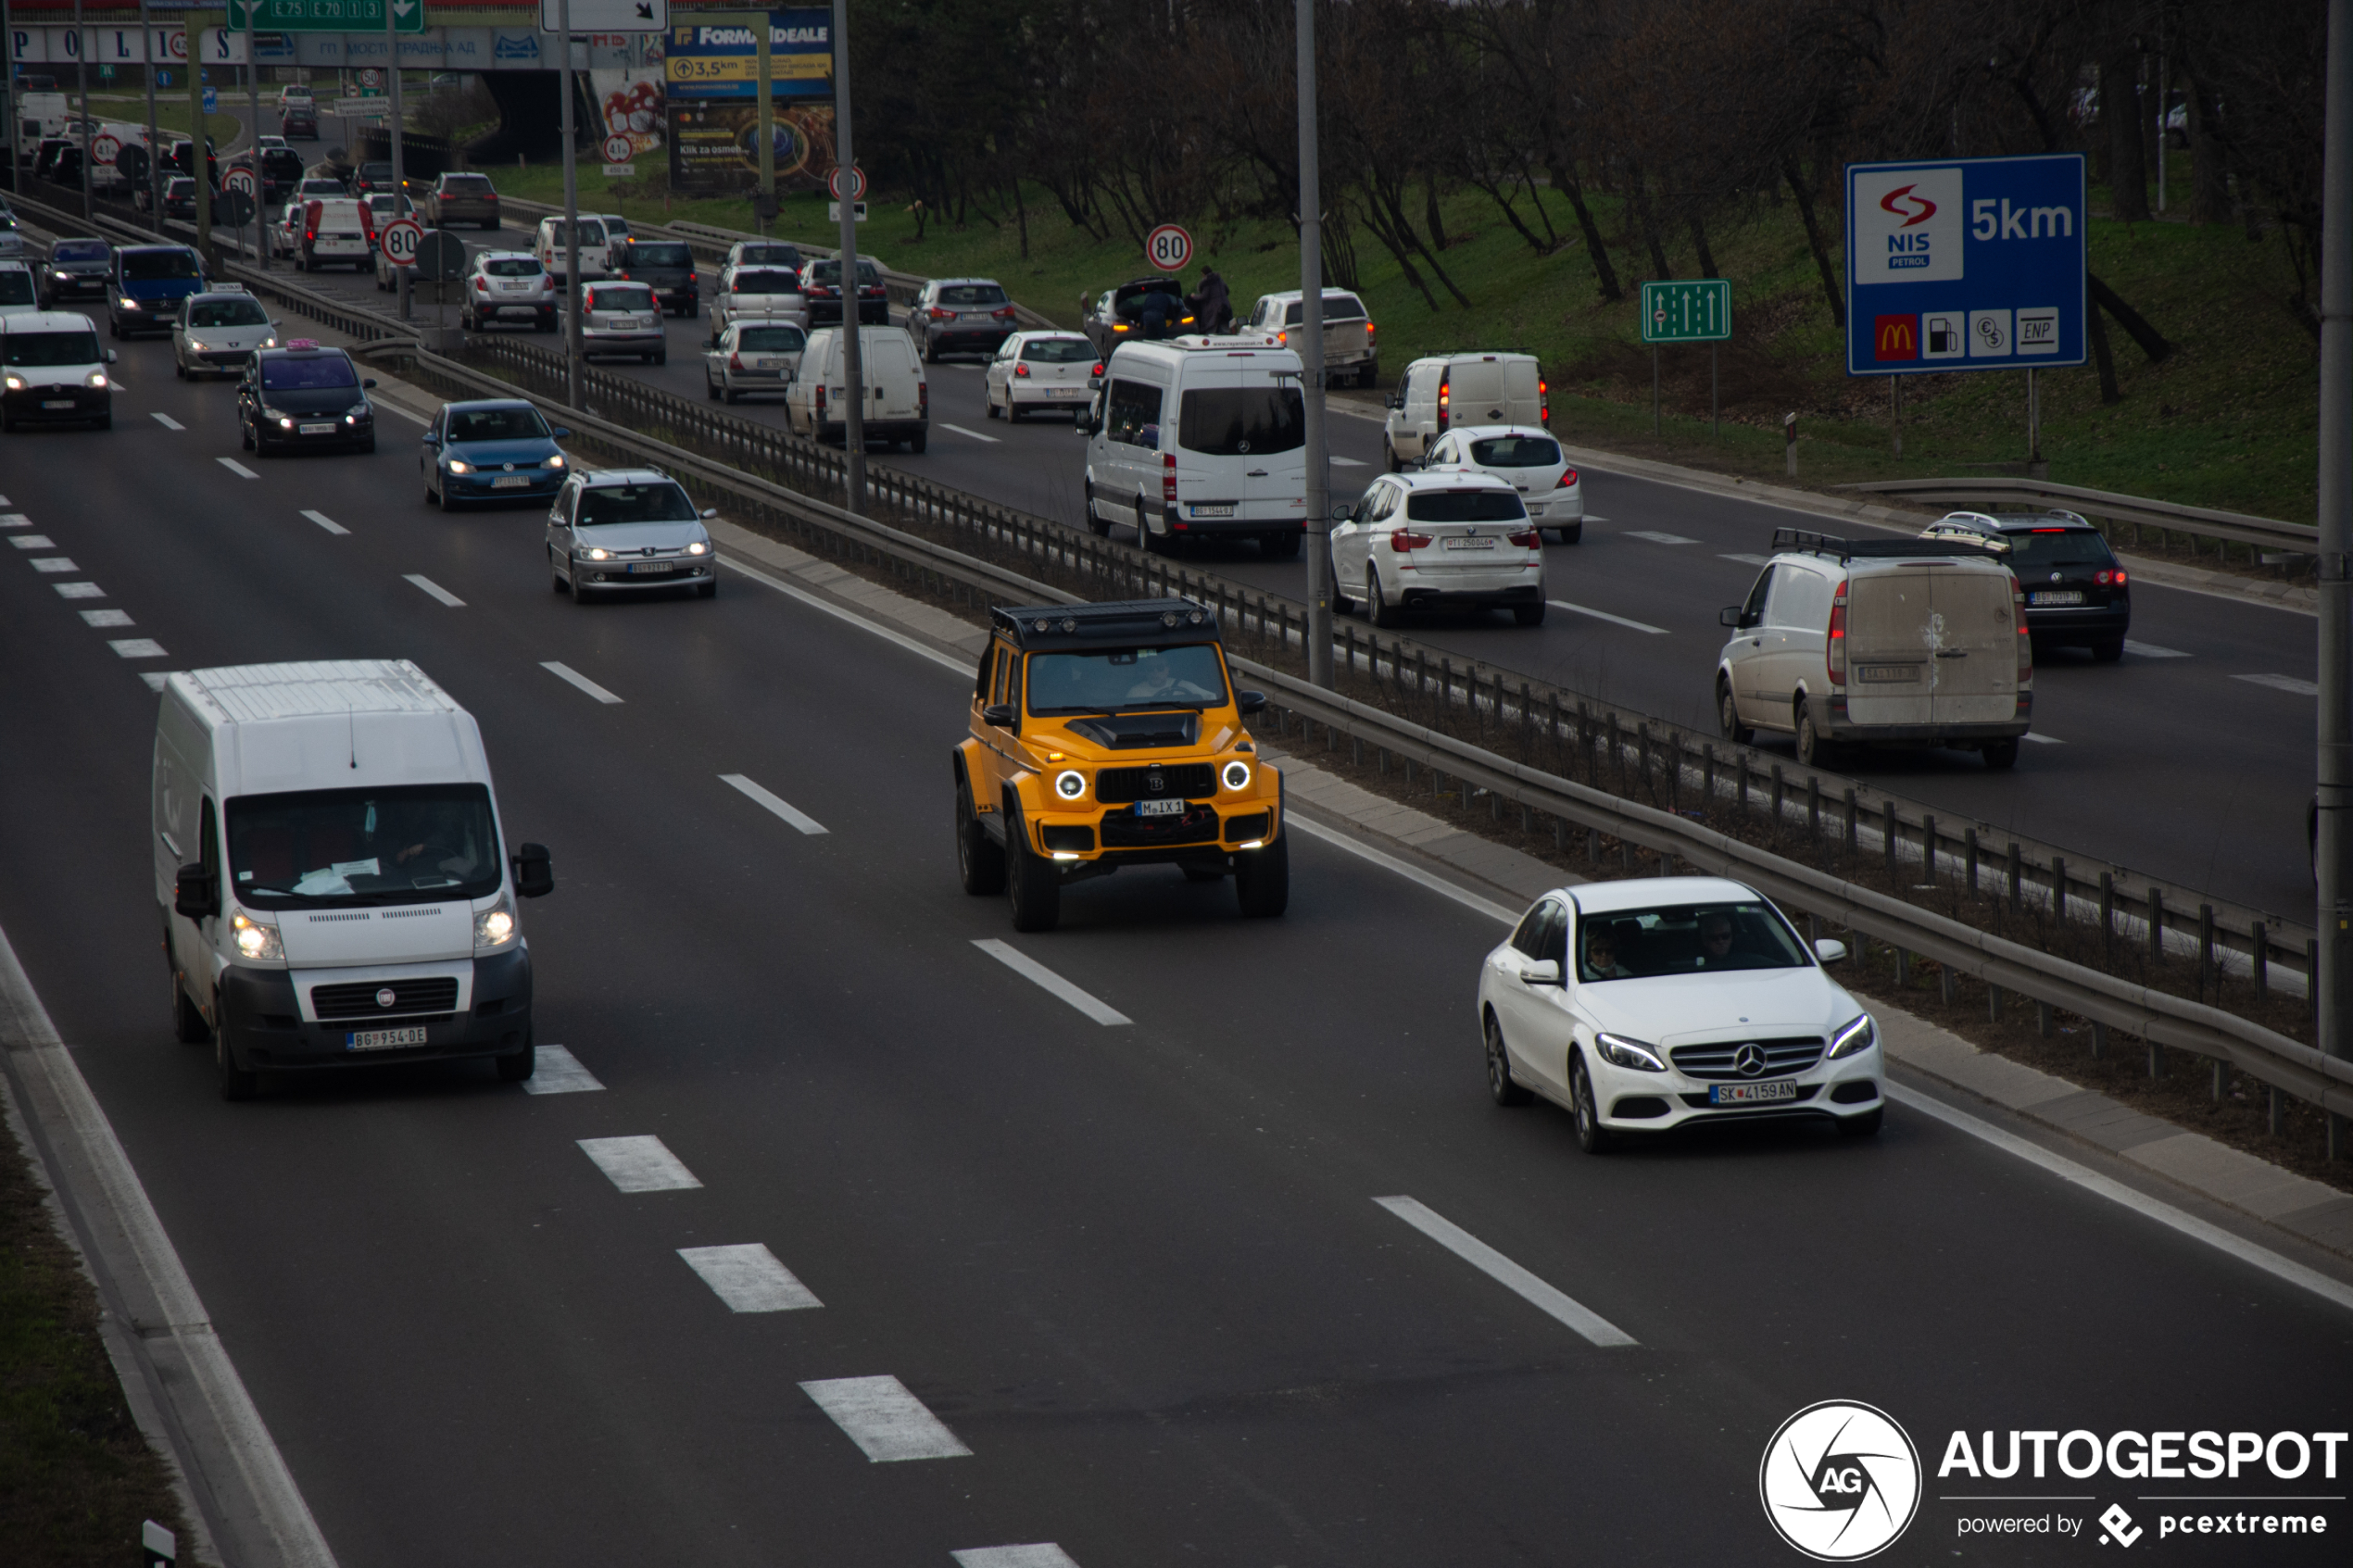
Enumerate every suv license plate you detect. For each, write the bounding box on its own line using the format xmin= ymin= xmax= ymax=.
xmin=1136 ymin=798 xmax=1187 ymax=818
xmin=628 ymin=560 xmax=675 ymax=575
xmin=347 ymin=1025 xmax=428 ymax=1051
xmin=1443 ymin=535 xmax=1497 ymax=550
xmin=2030 ymin=590 xmax=2084 ymax=606
xmin=1709 ymin=1080 xmax=1798 ymax=1105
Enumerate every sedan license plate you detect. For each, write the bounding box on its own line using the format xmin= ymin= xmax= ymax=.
xmin=42 ymin=399 xmax=74 ymax=409
xmin=1443 ymin=535 xmax=1497 ymax=550
xmin=300 ymin=422 xmax=337 ymax=435
xmin=2030 ymin=590 xmax=2084 ymax=606
xmin=1135 ymin=798 xmax=1187 ymax=818
xmin=627 ymin=560 xmax=676 ymax=575
xmin=1046 ymin=386 xmax=1085 ymax=398
xmin=1190 ymin=503 xmax=1235 ymax=518
xmin=491 ymin=476 xmax=531 ymax=489
xmin=1709 ymin=1079 xmax=1798 ymax=1105
xmin=346 ymin=1025 xmax=428 ymax=1052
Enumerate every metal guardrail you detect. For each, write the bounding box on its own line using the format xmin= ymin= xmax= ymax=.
xmin=1839 ymin=476 xmax=2317 ymax=558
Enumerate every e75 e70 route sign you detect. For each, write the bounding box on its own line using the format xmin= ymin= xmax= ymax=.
xmin=1844 ymin=153 xmax=2085 ymax=376
xmin=226 ymin=0 xmax=426 ymax=33
xmin=1641 ymin=279 xmax=1730 ymax=344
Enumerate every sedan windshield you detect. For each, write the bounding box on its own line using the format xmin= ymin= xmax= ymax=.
xmin=733 ymin=270 xmax=799 ymax=294
xmin=739 ymin=244 xmax=801 ymax=266
xmin=260 ymin=355 xmax=358 ymax=390
xmin=1026 ymin=645 xmax=1229 ymax=714
xmin=1405 ymin=489 xmax=1526 ymax=522
xmin=1577 ymin=901 xmax=1811 ymax=982
xmin=53 ymin=241 xmax=108 ymax=262
xmin=1467 ymin=435 xmax=1561 ymax=468
xmin=1178 ymin=386 xmax=1305 ymax=456
xmin=227 ymin=784 xmax=501 ymax=906
xmin=4 ymin=329 xmax=99 ymax=366
xmin=189 ymin=297 xmax=269 ymax=328
xmin=578 ymin=483 xmax=697 ymax=525
xmin=440 ymin=175 xmax=494 ymax=194
xmin=1022 ymin=337 xmax=1092 ymax=363
xmin=447 ymin=406 xmax=549 ymax=442
xmin=122 ymin=250 xmax=202 ymax=281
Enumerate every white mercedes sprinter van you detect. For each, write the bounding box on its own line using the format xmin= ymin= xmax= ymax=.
xmin=155 ymin=660 xmax=554 ymax=1099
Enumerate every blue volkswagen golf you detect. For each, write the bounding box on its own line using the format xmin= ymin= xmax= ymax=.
xmin=421 ymin=398 xmax=572 ymax=509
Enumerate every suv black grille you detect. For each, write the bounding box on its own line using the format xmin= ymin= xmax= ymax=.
xmin=1101 ymin=805 xmax=1221 ymax=847
xmin=1096 ymin=763 xmax=1214 ymax=804
xmin=311 ymin=977 xmax=460 ymax=1020
xmin=1668 ymin=1036 xmax=1824 ymax=1081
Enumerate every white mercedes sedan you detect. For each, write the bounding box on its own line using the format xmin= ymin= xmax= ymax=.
xmin=1476 ymin=876 xmax=1883 ymax=1151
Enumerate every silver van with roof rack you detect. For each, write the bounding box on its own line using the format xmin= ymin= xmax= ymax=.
xmin=1717 ymin=528 xmax=2032 ymax=770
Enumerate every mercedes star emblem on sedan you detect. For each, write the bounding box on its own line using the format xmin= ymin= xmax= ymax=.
xmin=1734 ymin=1043 xmax=1768 ymax=1077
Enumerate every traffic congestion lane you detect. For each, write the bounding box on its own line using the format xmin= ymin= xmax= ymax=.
xmin=8 ymin=369 xmax=2353 ymax=1566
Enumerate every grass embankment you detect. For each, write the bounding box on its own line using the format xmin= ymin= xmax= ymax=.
xmin=0 ymin=1110 xmax=202 ymax=1565
xmin=482 ymin=155 xmax=2318 ymax=527
xmin=82 ymin=94 xmax=245 ymax=152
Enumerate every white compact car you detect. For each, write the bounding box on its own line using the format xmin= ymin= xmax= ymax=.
xmin=1329 ymin=470 xmax=1546 ymax=627
xmin=984 ymin=330 xmax=1095 ymax=420
xmin=1477 ymin=876 xmax=1884 ymax=1152
xmin=1421 ymin=424 xmax=1582 ymax=543
xmin=703 ymin=319 xmax=805 ymax=403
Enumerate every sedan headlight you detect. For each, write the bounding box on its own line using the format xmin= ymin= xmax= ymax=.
xmin=585 ymin=546 xmax=610 ymax=561
xmin=473 ymin=894 xmax=519 ymax=952
xmin=118 ymin=295 xmax=137 ymax=310
xmin=1828 ymin=1013 xmax=1878 ymax=1060
xmin=230 ymin=911 xmax=283 ymax=962
xmin=1593 ymin=1031 xmax=1667 ymax=1073
xmin=278 ymin=417 xmax=296 ymax=430
xmin=686 ymin=540 xmax=708 ymax=555
xmin=1053 ymin=770 xmax=1087 ymax=800
xmin=446 ymin=458 xmax=475 ymax=474
xmin=261 ymin=335 xmax=278 ymax=348
xmin=1221 ymin=760 xmax=1252 ymax=791
xmin=544 ymin=453 xmax=565 ymax=469
xmin=186 ymin=338 xmax=210 ymax=352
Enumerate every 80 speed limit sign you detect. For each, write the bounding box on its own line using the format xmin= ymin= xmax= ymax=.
xmin=379 ymin=218 xmax=425 ymax=268
xmin=1146 ymin=222 xmax=1193 ymax=273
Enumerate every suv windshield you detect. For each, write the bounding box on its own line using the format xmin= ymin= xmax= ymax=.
xmin=1467 ymin=435 xmax=1560 ymax=467
xmin=4 ymin=329 xmax=99 ymax=366
xmin=2001 ymin=527 xmax=2114 ymax=570
xmin=448 ymin=406 xmax=549 ymax=442
xmin=578 ymin=482 xmax=696 ymax=525
xmin=1026 ymin=646 xmax=1229 ymax=714
xmin=1178 ymin=386 xmax=1305 ymax=456
xmin=189 ymin=297 xmax=268 ymax=327
xmin=1577 ymin=900 xmax=1811 ymax=982
xmin=483 ymin=257 xmax=541 ymax=278
xmin=122 ymin=250 xmax=202 ymax=281
xmin=739 ymin=244 xmax=801 ymax=265
xmin=1022 ymin=337 xmax=1092 ymax=362
xmin=939 ymin=283 xmax=1007 ymax=306
xmin=227 ymin=784 xmax=501 ymax=906
xmin=260 ymin=355 xmax=358 ymax=390
xmin=1406 ymin=489 xmax=1526 ymax=522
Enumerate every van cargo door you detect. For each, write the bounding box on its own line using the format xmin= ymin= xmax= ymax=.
xmin=1450 ymin=358 xmax=1508 ymax=422
xmin=1928 ymin=563 xmax=2019 ymax=724
xmin=870 ymin=333 xmax=919 ymax=420
xmin=1843 ymin=566 xmax=1934 ymax=726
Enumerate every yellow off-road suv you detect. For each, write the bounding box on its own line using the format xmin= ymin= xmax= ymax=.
xmin=952 ymin=598 xmax=1287 ymax=932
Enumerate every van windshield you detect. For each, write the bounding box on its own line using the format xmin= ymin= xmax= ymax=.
xmin=121 ymin=249 xmax=202 ymax=281
xmin=1026 ymin=645 xmax=1230 ymax=714
xmin=1178 ymin=386 xmax=1305 ymax=456
xmin=227 ymin=784 xmax=502 ymax=905
xmin=4 ymin=329 xmax=99 ymax=366
xmin=1406 ymin=489 xmax=1527 ymax=522
xmin=1577 ymin=901 xmax=1811 ymax=983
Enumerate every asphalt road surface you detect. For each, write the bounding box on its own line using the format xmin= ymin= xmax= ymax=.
xmin=0 ymin=319 xmax=2345 ymax=1566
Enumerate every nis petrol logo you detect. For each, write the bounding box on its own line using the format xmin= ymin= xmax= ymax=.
xmin=1878 ymin=183 xmax=1939 ymax=268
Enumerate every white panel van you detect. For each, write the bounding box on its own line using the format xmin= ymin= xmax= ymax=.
xmin=1382 ymin=352 xmax=1546 ymax=469
xmin=155 ymin=660 xmax=555 ymax=1099
xmin=786 ymin=325 xmax=928 ymax=450
xmin=1078 ymin=336 xmax=1309 ymax=558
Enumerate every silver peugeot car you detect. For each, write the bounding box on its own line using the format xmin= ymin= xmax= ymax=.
xmin=546 ymin=468 xmax=720 ymax=602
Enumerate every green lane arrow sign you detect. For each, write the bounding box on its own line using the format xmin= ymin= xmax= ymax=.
xmin=226 ymin=0 xmax=428 ymax=32
xmin=1640 ymin=279 xmax=1731 ymax=344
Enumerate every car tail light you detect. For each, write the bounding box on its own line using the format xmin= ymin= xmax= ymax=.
xmin=1366 ymin=320 xmax=1376 ymax=338
xmin=1162 ymin=451 xmax=1177 ymax=505
xmin=1276 ymin=330 xmax=1288 ymax=345
xmin=729 ymin=352 xmax=744 ymax=370
xmin=1556 ymin=469 xmax=1579 ymax=488
xmin=1390 ymin=530 xmax=1434 ymax=552
xmin=993 ymin=306 xmax=1016 ymax=320
xmin=1826 ymin=581 xmax=1848 ymax=685
xmin=1013 ymin=362 xmax=1030 ymax=378
xmin=1437 ymin=372 xmax=1450 ymax=432
xmin=1540 ymin=376 xmax=1550 ymax=425
xmin=1507 ymin=528 xmax=1541 ymax=549
xmin=919 ymin=382 xmax=929 ymax=416
xmin=814 ymin=384 xmax=827 ymax=416
xmin=2095 ymin=568 xmax=2128 ymax=586
xmin=1092 ymin=362 xmax=1104 ymax=376
xmin=2014 ymin=579 xmax=2033 ymax=684
xmin=927 ymin=306 xmax=952 ymax=320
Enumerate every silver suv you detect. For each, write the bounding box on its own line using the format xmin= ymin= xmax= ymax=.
xmin=911 ymin=277 xmax=1015 ymax=361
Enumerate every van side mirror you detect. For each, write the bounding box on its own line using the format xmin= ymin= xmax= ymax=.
xmin=980 ymin=703 xmax=1014 ymax=728
xmin=1521 ymin=959 xmax=1562 ymax=986
xmin=511 ymin=843 xmax=554 ymax=898
xmin=1236 ymin=690 xmax=1266 ymax=716
xmin=1719 ymin=606 xmax=1744 ymax=629
xmin=1384 ymin=392 xmax=1403 ymax=410
xmin=173 ymin=863 xmax=218 ymax=920
xmin=105 ymin=348 xmax=119 ymax=364
xmin=1814 ymin=939 xmax=1849 ymax=964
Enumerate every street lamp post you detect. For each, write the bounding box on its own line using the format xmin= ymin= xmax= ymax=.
xmin=387 ymin=0 xmax=407 ymax=315
xmin=832 ymin=0 xmax=864 ymax=511
xmin=558 ymin=0 xmax=582 ymax=406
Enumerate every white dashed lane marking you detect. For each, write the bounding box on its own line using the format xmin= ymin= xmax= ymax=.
xmin=1547 ymin=599 xmax=1670 ymax=634
xmin=2124 ymin=639 xmax=2188 ymax=659
xmin=0 ymin=513 xmax=28 ymax=527
xmin=1721 ymin=552 xmax=1770 ymax=567
xmin=9 ymin=534 xmax=56 ymax=549
xmin=677 ymin=1244 xmax=823 ymax=1312
xmin=79 ymin=608 xmax=133 ymax=627
xmin=404 ymin=573 xmax=466 ymax=608
xmin=1329 ymin=456 xmax=1368 ymax=469
xmin=2021 ymin=733 xmax=2065 ymax=745
xmin=2235 ymin=673 xmax=2319 ymax=697
xmin=1625 ymin=529 xmax=1698 ymax=546
xmin=719 ymin=772 xmax=828 ymax=835
xmin=519 ymin=1045 xmax=603 ymax=1095
xmin=954 ymin=1548 xmax=1084 ymax=1568
xmin=217 ymin=458 xmax=258 ymax=479
xmin=799 ymin=1376 xmax=973 ymax=1462
xmin=54 ymin=582 xmax=104 ymax=598
xmin=540 ymin=660 xmax=623 ymax=704
xmin=971 ymin=939 xmax=1132 ymax=1026
xmin=302 ymin=509 xmax=349 ymax=535
xmin=152 ymin=412 xmax=184 ymax=430
xmin=937 ymin=422 xmax=1000 ymax=444
xmin=576 ymin=1135 xmax=701 ymax=1193
xmin=109 ymin=639 xmax=168 ymax=659
xmin=1375 ymin=1196 xmax=1637 ymax=1348
xmin=30 ymin=558 xmax=79 ymax=573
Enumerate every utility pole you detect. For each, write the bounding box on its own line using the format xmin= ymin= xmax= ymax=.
xmin=190 ymin=11 xmax=211 ymax=263
xmin=756 ymin=13 xmax=772 ymax=232
xmin=246 ymin=0 xmax=262 ymax=267
xmin=559 ymin=0 xmax=582 ymax=407
xmin=832 ymin=0 xmax=864 ymax=511
xmin=73 ymin=0 xmax=92 ymax=222
xmin=140 ymin=0 xmax=160 ymax=232
xmin=387 ymin=0 xmax=407 ymax=315
xmin=1 ymin=0 xmax=15 ymax=188
xmin=2317 ymin=0 xmax=2352 ymax=1096
xmin=1296 ymin=0 xmax=1332 ymax=688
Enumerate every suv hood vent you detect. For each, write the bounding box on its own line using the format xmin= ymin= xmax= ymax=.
xmin=1065 ymin=713 xmax=1200 ymax=749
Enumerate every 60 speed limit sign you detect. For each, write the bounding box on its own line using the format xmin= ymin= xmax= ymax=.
xmin=223 ymin=168 xmax=258 ymax=197
xmin=379 ymin=218 xmax=424 ymax=267
xmin=1146 ymin=223 xmax=1193 ymax=273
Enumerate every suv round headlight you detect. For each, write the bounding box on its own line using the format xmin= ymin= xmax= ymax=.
xmin=1221 ymin=760 xmax=1252 ymax=791
xmin=1053 ymin=770 xmax=1087 ymax=800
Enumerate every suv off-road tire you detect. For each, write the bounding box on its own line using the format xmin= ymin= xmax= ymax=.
xmin=1005 ymin=810 xmax=1062 ymax=932
xmin=1233 ymin=833 xmax=1289 ymax=918
xmin=957 ymin=774 xmax=1005 ymax=894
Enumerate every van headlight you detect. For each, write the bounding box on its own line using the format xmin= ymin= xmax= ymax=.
xmin=1221 ymin=760 xmax=1252 ymax=791
xmin=1593 ymin=1032 xmax=1666 ymax=1072
xmin=1829 ymin=1014 xmax=1878 ymax=1060
xmin=4 ymin=374 xmax=23 ymax=391
xmin=473 ymin=894 xmax=519 ymax=952
xmin=86 ymin=371 xmax=108 ymax=389
xmin=231 ymin=911 xmax=283 ymax=962
xmin=1053 ymin=770 xmax=1087 ymax=800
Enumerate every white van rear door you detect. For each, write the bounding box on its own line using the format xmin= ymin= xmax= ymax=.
xmin=1448 ymin=357 xmax=1511 ymax=423
xmin=1502 ymin=358 xmax=1543 ymax=424
xmin=1843 ymin=565 xmax=1936 ymax=725
xmin=1928 ymin=563 xmax=2020 ymax=724
xmin=868 ymin=332 xmax=921 ymax=420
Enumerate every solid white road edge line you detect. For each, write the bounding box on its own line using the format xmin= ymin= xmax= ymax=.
xmin=798 ymin=1375 xmax=974 ymax=1462
xmin=540 ymin=660 xmax=624 ymax=704
xmin=217 ymin=458 xmax=258 ymax=479
xmin=301 ymin=510 xmax=349 ymax=535
xmin=1282 ymin=813 xmax=1520 ymax=926
xmin=953 ymin=1547 xmax=1084 ymax=1568
xmin=719 ymin=772 xmax=829 ymax=835
xmin=677 ymin=1243 xmax=824 ymax=1312
xmin=1547 ymin=599 xmax=1671 ymax=634
xmin=152 ymin=411 xmax=185 ymax=430
xmin=0 ymin=921 xmax=339 ymax=1568
xmin=1375 ymin=1196 xmax=1637 ymax=1347
xmin=1883 ymin=1084 xmax=2353 ymax=1316
xmin=971 ymin=939 xmax=1132 ymax=1026
xmin=520 ymin=1045 xmax=604 ymax=1095
xmin=576 ymin=1135 xmax=703 ymax=1193
xmin=403 ymin=573 xmax=466 ymax=608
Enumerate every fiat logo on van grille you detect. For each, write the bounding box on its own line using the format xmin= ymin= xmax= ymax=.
xmin=375 ymin=987 xmax=397 ymax=1009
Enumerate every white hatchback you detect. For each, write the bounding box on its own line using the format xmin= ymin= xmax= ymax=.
xmin=1422 ymin=424 xmax=1583 ymax=543
xmin=1330 ymin=470 xmax=1546 ymax=627
xmin=984 ymin=331 xmax=1096 ymax=420
xmin=1476 ymin=877 xmax=1884 ymax=1152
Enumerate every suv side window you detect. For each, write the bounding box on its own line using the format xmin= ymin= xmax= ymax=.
xmin=990 ymin=643 xmax=1013 ymax=706
xmin=1106 ymin=378 xmax=1163 ymax=446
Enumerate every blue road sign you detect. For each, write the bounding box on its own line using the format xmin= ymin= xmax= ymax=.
xmin=1843 ymin=154 xmax=2086 ymax=377
xmin=203 ymin=86 xmax=218 ymax=114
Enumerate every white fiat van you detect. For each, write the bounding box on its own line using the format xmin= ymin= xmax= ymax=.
xmin=155 ymin=660 xmax=555 ymax=1099
xmin=1716 ymin=529 xmax=2032 ymax=770
xmin=786 ymin=324 xmax=928 ymax=450
xmin=1078 ymin=336 xmax=1309 ymax=558
xmin=1382 ymin=351 xmax=1546 ymax=469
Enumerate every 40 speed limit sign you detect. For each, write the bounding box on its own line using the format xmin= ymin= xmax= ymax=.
xmin=1146 ymin=222 xmax=1192 ymax=272
xmin=379 ymin=218 xmax=424 ymax=267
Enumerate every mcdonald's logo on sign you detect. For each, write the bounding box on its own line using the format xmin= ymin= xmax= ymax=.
xmin=1872 ymin=314 xmax=1919 ymax=362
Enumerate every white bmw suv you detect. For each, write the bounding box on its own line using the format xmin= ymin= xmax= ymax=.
xmin=1476 ymin=876 xmax=1883 ymax=1151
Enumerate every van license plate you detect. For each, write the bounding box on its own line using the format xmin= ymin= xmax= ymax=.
xmin=1136 ymin=798 xmax=1186 ymax=818
xmin=1709 ymin=1079 xmax=1797 ymax=1104
xmin=1443 ymin=535 xmax=1497 ymax=550
xmin=1858 ymin=665 xmax=1920 ymax=683
xmin=346 ymin=1025 xmax=428 ymax=1051
xmin=2029 ymin=590 xmax=2083 ymax=606
xmin=1190 ymin=503 xmax=1234 ymax=518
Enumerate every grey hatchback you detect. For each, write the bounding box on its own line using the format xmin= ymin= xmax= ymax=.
xmin=546 ymin=469 xmax=721 ymax=601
